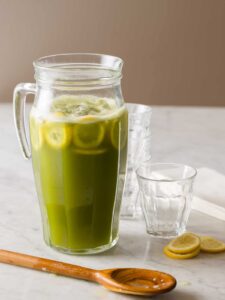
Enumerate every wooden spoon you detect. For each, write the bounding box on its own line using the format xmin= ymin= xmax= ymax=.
xmin=0 ymin=249 xmax=176 ymax=296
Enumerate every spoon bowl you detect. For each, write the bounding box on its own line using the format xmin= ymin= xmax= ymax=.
xmin=96 ymin=268 xmax=176 ymax=296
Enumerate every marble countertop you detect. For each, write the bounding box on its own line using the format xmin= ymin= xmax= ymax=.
xmin=0 ymin=103 xmax=225 ymax=300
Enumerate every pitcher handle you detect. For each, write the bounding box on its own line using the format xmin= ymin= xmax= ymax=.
xmin=13 ymin=83 xmax=36 ymax=159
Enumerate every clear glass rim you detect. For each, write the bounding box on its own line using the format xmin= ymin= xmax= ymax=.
xmin=136 ymin=162 xmax=197 ymax=182
xmin=33 ymin=53 xmax=123 ymax=86
xmin=33 ymin=53 xmax=123 ymax=71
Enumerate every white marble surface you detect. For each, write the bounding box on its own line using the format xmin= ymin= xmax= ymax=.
xmin=0 ymin=103 xmax=225 ymax=300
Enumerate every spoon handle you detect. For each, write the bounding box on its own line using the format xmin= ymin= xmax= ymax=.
xmin=0 ymin=249 xmax=97 ymax=282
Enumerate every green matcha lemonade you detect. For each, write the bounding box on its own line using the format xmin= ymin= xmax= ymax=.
xmin=30 ymin=96 xmax=127 ymax=253
xmin=13 ymin=54 xmax=127 ymax=254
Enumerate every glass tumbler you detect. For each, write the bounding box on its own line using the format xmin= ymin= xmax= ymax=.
xmin=13 ymin=53 xmax=128 ymax=254
xmin=137 ymin=163 xmax=197 ymax=238
xmin=121 ymin=103 xmax=151 ymax=219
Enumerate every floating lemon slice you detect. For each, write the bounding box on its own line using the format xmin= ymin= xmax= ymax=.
xmin=110 ymin=110 xmax=128 ymax=149
xmin=29 ymin=117 xmax=43 ymax=151
xmin=167 ymin=233 xmax=200 ymax=254
xmin=73 ymin=116 xmax=105 ymax=149
xmin=164 ymin=245 xmax=200 ymax=259
xmin=200 ymin=236 xmax=225 ymax=253
xmin=44 ymin=122 xmax=72 ymax=149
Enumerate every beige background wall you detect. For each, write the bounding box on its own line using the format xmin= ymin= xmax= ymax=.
xmin=0 ymin=0 xmax=225 ymax=106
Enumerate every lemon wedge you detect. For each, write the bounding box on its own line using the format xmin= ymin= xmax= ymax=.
xmin=44 ymin=122 xmax=72 ymax=149
xmin=200 ymin=236 xmax=225 ymax=253
xmin=30 ymin=117 xmax=43 ymax=151
xmin=167 ymin=233 xmax=200 ymax=254
xmin=164 ymin=245 xmax=200 ymax=259
xmin=73 ymin=116 xmax=105 ymax=149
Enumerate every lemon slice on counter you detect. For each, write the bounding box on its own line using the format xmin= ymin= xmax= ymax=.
xmin=73 ymin=116 xmax=105 ymax=149
xmin=30 ymin=117 xmax=43 ymax=150
xmin=167 ymin=233 xmax=200 ymax=254
xmin=110 ymin=111 xmax=128 ymax=149
xmin=200 ymin=236 xmax=225 ymax=253
xmin=44 ymin=122 xmax=72 ymax=149
xmin=164 ymin=245 xmax=200 ymax=260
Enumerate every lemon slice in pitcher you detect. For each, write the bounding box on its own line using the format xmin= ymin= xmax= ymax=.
xmin=44 ymin=122 xmax=72 ymax=149
xmin=30 ymin=117 xmax=43 ymax=151
xmin=73 ymin=116 xmax=105 ymax=149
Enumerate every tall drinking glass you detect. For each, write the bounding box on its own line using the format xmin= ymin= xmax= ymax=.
xmin=121 ymin=103 xmax=151 ymax=219
xmin=13 ymin=54 xmax=128 ymax=254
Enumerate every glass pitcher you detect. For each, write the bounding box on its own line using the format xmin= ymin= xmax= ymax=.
xmin=13 ymin=53 xmax=128 ymax=254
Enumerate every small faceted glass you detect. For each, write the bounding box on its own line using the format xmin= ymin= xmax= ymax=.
xmin=13 ymin=54 xmax=128 ymax=254
xmin=137 ymin=163 xmax=197 ymax=238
